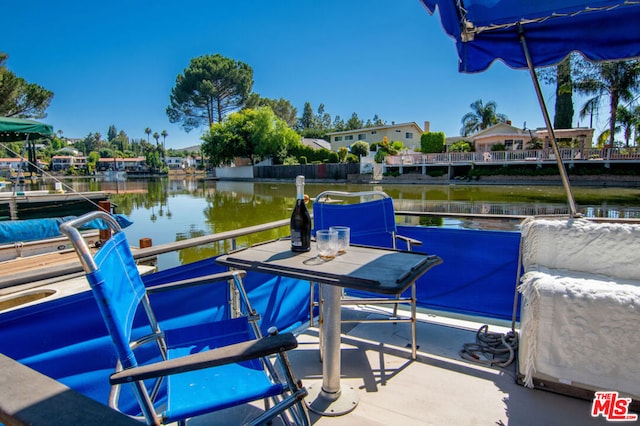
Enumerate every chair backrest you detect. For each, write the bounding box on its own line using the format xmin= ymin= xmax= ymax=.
xmin=313 ymin=191 xmax=397 ymax=248
xmin=87 ymin=231 xmax=147 ymax=369
xmin=60 ymin=212 xmax=149 ymax=370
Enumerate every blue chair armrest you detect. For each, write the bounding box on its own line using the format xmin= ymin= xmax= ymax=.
xmin=109 ymin=332 xmax=298 ymax=385
xmin=396 ymin=234 xmax=423 ymax=248
xmin=145 ymin=270 xmax=246 ymax=294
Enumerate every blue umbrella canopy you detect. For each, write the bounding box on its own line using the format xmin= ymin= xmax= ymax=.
xmin=420 ymin=0 xmax=640 ymax=73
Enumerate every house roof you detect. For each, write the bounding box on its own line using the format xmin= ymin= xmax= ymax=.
xmin=98 ymin=157 xmax=146 ymax=162
xmin=325 ymin=121 xmax=423 ymax=136
xmin=471 ymin=122 xmax=528 ymax=140
xmin=300 ymin=138 xmax=331 ymax=150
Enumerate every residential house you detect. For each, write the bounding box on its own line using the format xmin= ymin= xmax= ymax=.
xmin=469 ymin=123 xmax=531 ymax=152
xmin=97 ymin=157 xmax=147 ymax=172
xmin=535 ymin=127 xmax=595 ymax=150
xmin=447 ymin=122 xmax=594 ymax=152
xmin=327 ymin=121 xmax=428 ymax=152
xmin=0 ymin=157 xmax=42 ymax=175
xmin=51 ymin=155 xmax=86 ymax=172
xmin=164 ymin=156 xmax=184 ymax=170
xmin=0 ymin=158 xmax=27 ymax=171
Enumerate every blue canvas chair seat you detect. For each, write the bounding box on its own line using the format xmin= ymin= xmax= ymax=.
xmin=60 ymin=211 xmax=309 ymax=426
xmin=312 ymin=191 xmax=423 ymax=359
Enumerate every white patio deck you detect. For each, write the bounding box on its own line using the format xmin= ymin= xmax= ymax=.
xmin=192 ymin=307 xmax=610 ymax=426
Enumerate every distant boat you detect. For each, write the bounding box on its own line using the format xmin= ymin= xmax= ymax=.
xmin=0 ymin=117 xmax=109 ymax=220
xmin=101 ymin=170 xmax=127 ymax=180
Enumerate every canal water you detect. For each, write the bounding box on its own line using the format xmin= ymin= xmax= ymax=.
xmin=17 ymin=177 xmax=640 ymax=270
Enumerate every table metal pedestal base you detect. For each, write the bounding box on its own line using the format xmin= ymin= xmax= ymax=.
xmin=306 ymin=284 xmax=359 ymax=416
xmin=305 ymin=381 xmax=359 ymax=416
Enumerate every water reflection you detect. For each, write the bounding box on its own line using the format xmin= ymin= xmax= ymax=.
xmin=15 ymin=177 xmax=640 ymax=269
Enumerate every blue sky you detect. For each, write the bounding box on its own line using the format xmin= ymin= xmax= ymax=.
xmin=3 ymin=0 xmax=589 ymax=150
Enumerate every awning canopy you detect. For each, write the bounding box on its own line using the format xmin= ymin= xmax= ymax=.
xmin=420 ymin=0 xmax=640 ymax=73
xmin=0 ymin=116 xmax=54 ymax=142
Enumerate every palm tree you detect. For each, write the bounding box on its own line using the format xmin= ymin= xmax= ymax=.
xmin=634 ymin=105 xmax=640 ymax=146
xmin=574 ymin=59 xmax=640 ymax=147
xmin=615 ymin=105 xmax=636 ymax=147
xmin=153 ymin=132 xmax=163 ymax=167
xmin=460 ymin=100 xmax=509 ymax=136
xmin=144 ymin=127 xmax=152 ymax=143
xmin=161 ymin=130 xmax=168 ymax=148
xmin=578 ymin=97 xmax=601 ymax=129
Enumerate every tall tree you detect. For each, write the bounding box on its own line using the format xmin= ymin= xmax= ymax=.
xmin=202 ymin=107 xmax=300 ymax=166
xmin=167 ymin=54 xmax=253 ymax=131
xmin=460 ymin=99 xmax=509 ymax=136
xmin=107 ymin=125 xmax=117 ymax=142
xmin=161 ymin=130 xmax=168 ymax=149
xmin=634 ymin=105 xmax=640 ymax=146
xmin=574 ymin=59 xmax=640 ymax=147
xmin=0 ymin=53 xmax=53 ymax=118
xmin=578 ymin=97 xmax=600 ymax=128
xmin=345 ymin=112 xmax=363 ymax=130
xmin=316 ymin=103 xmax=332 ymax=130
xmin=615 ymin=105 xmax=637 ymax=147
xmin=244 ymin=94 xmax=298 ymax=127
xmin=554 ymin=57 xmax=574 ymax=129
xmin=332 ymin=115 xmax=345 ymax=132
xmin=299 ymin=102 xmax=314 ymax=130
xmin=144 ymin=127 xmax=152 ymax=143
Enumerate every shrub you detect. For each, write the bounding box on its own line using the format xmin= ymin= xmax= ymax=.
xmin=283 ymin=156 xmax=299 ymax=165
xmin=351 ymin=141 xmax=369 ymax=157
xmin=346 ymin=153 xmax=359 ymax=163
xmin=328 ymin=152 xmax=339 ymax=163
xmin=338 ymin=146 xmax=348 ymax=162
xmin=374 ymin=150 xmax=388 ymax=163
xmin=420 ymin=132 xmax=445 ymax=153
xmin=450 ymin=140 xmax=472 ymax=152
xmin=299 ymin=156 xmax=307 ymax=164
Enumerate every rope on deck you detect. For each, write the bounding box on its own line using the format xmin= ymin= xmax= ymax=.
xmin=459 ymin=324 xmax=519 ymax=368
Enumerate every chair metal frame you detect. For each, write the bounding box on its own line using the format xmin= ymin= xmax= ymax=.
xmin=311 ymin=191 xmax=423 ymax=359
xmin=60 ymin=211 xmax=310 ymax=426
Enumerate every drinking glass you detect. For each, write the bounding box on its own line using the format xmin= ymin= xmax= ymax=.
xmin=316 ymin=229 xmax=338 ymax=260
xmin=329 ymin=226 xmax=350 ymax=253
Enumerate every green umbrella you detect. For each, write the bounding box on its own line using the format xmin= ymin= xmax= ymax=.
xmin=0 ymin=116 xmax=54 ymax=141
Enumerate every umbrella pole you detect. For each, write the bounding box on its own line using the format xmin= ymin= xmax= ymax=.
xmin=518 ymin=25 xmax=579 ymax=217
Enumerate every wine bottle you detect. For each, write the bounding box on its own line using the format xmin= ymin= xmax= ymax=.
xmin=290 ymin=175 xmax=311 ymax=252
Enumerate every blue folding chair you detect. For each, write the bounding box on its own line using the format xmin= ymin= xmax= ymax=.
xmin=60 ymin=211 xmax=309 ymax=426
xmin=312 ymin=191 xmax=423 ymax=359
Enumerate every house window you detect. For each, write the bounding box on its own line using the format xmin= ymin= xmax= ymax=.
xmin=504 ymin=139 xmax=514 ymax=150
xmin=405 ymin=132 xmax=414 ymax=139
xmin=335 ymin=136 xmax=343 ymax=142
xmin=357 ymin=133 xmax=366 ymax=140
xmin=345 ymin=135 xmax=354 ymax=141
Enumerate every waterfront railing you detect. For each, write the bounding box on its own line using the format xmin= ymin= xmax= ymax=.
xmin=384 ymin=147 xmax=640 ymax=169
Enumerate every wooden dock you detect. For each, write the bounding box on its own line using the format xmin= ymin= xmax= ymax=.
xmin=0 ymin=250 xmax=90 ymax=294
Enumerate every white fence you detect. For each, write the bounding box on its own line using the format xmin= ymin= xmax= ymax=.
xmin=384 ymin=148 xmax=640 ymax=167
